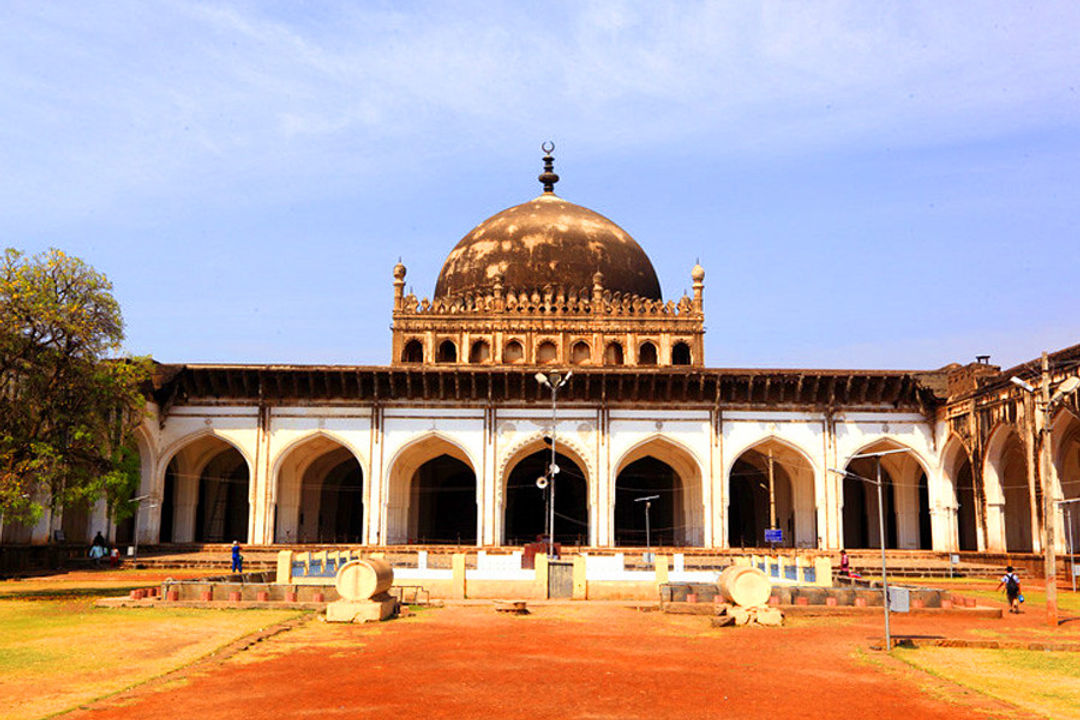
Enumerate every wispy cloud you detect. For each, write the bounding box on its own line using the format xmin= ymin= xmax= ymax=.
xmin=2 ymin=1 xmax=1077 ymax=224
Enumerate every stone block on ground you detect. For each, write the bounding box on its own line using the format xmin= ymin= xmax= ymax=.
xmin=753 ymin=607 xmax=784 ymax=626
xmin=325 ymin=594 xmax=397 ymax=623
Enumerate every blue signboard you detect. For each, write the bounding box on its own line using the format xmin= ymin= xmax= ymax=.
xmin=764 ymin=528 xmax=783 ymax=543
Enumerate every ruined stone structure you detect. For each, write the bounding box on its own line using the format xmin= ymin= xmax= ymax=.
xmin=5 ymin=149 xmax=1078 ymax=558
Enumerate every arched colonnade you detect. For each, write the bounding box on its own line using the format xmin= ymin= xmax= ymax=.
xmin=121 ymin=425 xmax=1002 ymax=552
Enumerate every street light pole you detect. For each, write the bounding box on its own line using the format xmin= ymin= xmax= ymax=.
xmin=536 ymin=371 xmax=571 ymax=558
xmin=1062 ymin=498 xmax=1080 ymax=593
xmin=830 ymin=452 xmax=904 ymax=652
xmin=875 ymin=457 xmax=892 ymax=650
xmin=128 ymin=494 xmax=158 ymax=565
xmin=1012 ymin=359 xmax=1079 ymax=628
xmin=1039 ymin=351 xmax=1058 ymax=627
xmin=635 ymin=494 xmax=660 ymax=564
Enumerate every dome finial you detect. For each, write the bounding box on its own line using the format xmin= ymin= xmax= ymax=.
xmin=538 ymin=141 xmax=559 ymax=193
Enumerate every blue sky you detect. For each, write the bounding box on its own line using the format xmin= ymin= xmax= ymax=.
xmin=3 ymin=1 xmax=1078 ymax=369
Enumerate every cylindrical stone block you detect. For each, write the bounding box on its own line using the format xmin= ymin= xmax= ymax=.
xmin=200 ymin=590 xmax=213 ymax=602
xmin=229 ymin=591 xmax=242 ymax=603
xmin=285 ymin=591 xmax=298 ymax=603
xmin=335 ymin=559 xmax=394 ymax=601
xmin=686 ymin=593 xmax=698 ymax=604
xmin=257 ymin=591 xmax=270 ymax=602
xmin=795 ymin=596 xmax=809 ymax=606
xmin=941 ymin=599 xmax=953 ymax=610
xmin=313 ymin=592 xmax=325 ymax=603
xmin=826 ymin=596 xmax=838 ymax=606
xmin=855 ymin=597 xmax=867 ymax=607
xmin=717 ymin=566 xmax=772 ymax=608
xmin=166 ymin=590 xmax=179 ymax=602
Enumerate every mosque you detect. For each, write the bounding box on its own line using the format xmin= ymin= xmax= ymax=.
xmin=6 ymin=148 xmax=1079 ymax=558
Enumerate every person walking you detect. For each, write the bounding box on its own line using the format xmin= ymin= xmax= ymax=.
xmin=231 ymin=540 xmax=243 ymax=574
xmin=996 ymin=565 xmax=1023 ymax=613
xmin=89 ymin=531 xmax=108 ymax=568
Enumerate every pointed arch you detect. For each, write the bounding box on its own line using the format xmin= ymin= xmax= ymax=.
xmin=725 ymin=435 xmax=818 ymax=549
xmin=500 ymin=433 xmax=592 ymax=546
xmin=158 ymin=430 xmax=253 ymax=544
xmin=384 ymin=432 xmax=478 ymax=545
xmin=115 ymin=423 xmax=157 ymax=545
xmin=271 ymin=431 xmax=367 ymax=543
xmin=941 ymin=434 xmax=978 ymax=551
xmin=613 ymin=434 xmax=705 ymax=547
xmin=983 ymin=422 xmax=1033 ymax=552
xmin=841 ymin=438 xmax=931 ymax=550
xmin=1051 ymin=409 xmax=1080 ymax=556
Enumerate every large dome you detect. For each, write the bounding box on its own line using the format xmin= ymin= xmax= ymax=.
xmin=434 ymin=193 xmax=662 ymax=301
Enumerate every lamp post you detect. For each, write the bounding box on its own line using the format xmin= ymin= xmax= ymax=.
xmin=829 ymin=447 xmax=910 ymax=652
xmin=535 ymin=371 xmax=572 ymax=557
xmin=1060 ymin=498 xmax=1080 ymax=593
xmin=635 ymin=494 xmax=660 ymax=564
xmin=129 ymin=494 xmax=159 ymax=565
xmin=1011 ymin=357 xmax=1079 ymax=628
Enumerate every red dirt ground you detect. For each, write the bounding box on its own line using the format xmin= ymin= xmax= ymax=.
xmin=63 ymin=602 xmax=1061 ymax=720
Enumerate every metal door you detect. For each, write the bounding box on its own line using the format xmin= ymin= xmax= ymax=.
xmin=548 ymin=561 xmax=573 ymax=598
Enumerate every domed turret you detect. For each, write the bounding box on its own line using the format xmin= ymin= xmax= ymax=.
xmin=434 ymin=147 xmax=661 ymax=301
xmin=391 ymin=145 xmax=704 ymax=369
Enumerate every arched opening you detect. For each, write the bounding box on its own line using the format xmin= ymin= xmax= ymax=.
xmin=159 ymin=435 xmax=251 ymax=544
xmin=469 ymin=339 xmax=491 ymax=364
xmin=504 ymin=449 xmax=588 ymax=546
xmin=410 ymin=455 xmax=477 ymax=544
xmin=401 ymin=339 xmax=424 ymax=363
xmin=944 ymin=438 xmax=978 ymax=551
xmin=436 ymin=340 xmax=457 ymax=363
xmin=604 ymin=342 xmax=624 ymax=365
xmin=114 ymin=434 xmax=153 ymax=546
xmin=274 ymin=435 xmax=364 ymax=543
xmin=842 ymin=441 xmax=930 ymax=550
xmin=984 ymin=426 xmax=1033 ymax=553
xmin=571 ymin=341 xmax=591 ymax=365
xmin=727 ymin=440 xmax=816 ymax=548
xmin=537 ymin=341 xmax=557 ymax=364
xmin=614 ymin=438 xmax=704 ymax=546
xmin=504 ymin=340 xmax=524 ymax=363
xmin=671 ymin=341 xmax=691 ymax=366
xmin=638 ymin=342 xmax=657 ymax=366
xmin=1054 ymin=412 xmax=1080 ymax=559
xmin=159 ymin=464 xmax=177 ymax=543
xmin=615 ymin=458 xmax=682 ymax=546
xmin=385 ymin=436 xmax=477 ymax=545
xmin=194 ymin=446 xmax=249 ymax=543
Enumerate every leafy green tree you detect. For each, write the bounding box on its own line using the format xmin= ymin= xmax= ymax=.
xmin=0 ymin=248 xmax=150 ymax=527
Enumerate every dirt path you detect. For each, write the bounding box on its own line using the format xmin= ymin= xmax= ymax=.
xmin=66 ymin=604 xmax=1046 ymax=720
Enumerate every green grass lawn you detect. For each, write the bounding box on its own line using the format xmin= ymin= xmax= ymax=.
xmin=895 ymin=646 xmax=1080 ymax=720
xmin=0 ymin=599 xmax=305 ymax=720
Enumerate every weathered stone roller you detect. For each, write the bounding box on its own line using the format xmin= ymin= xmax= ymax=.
xmin=335 ymin=558 xmax=394 ymax=602
xmin=717 ymin=565 xmax=772 ymax=608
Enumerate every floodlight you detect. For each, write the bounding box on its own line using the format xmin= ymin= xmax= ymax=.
xmin=1010 ymin=376 xmax=1036 ymax=393
xmin=1051 ymin=376 xmax=1080 ymax=404
xmin=535 ymin=372 xmax=550 ymax=387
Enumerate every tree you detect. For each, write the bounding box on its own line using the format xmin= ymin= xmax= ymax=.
xmin=0 ymin=248 xmax=150 ymax=529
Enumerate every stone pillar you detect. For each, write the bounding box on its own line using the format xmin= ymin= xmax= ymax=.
xmin=367 ymin=405 xmax=384 ymax=545
xmin=481 ymin=406 xmax=498 ymax=546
